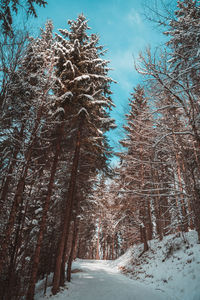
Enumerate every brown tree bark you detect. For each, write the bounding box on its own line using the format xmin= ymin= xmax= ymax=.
xmin=190 ymin=172 xmax=200 ymax=242
xmin=67 ymin=217 xmax=79 ymax=282
xmin=180 ymin=160 xmax=195 ymax=230
xmin=52 ymin=117 xmax=83 ymax=295
xmin=0 ymin=107 xmax=43 ymax=274
xmin=154 ymin=169 xmax=163 ymax=240
xmin=0 ymin=58 xmax=55 ymax=275
xmin=0 ymin=122 xmax=25 ymax=205
xmin=96 ymin=217 xmax=101 ymax=260
xmin=26 ymin=130 xmax=63 ymax=300
xmin=102 ymin=239 xmax=106 ymax=260
xmin=111 ymin=234 xmax=115 ymax=260
xmin=173 ymin=134 xmax=188 ymax=232
xmin=140 ymin=225 xmax=149 ymax=253
xmin=146 ymin=198 xmax=153 ymax=240
xmin=139 ymin=145 xmax=153 ymax=241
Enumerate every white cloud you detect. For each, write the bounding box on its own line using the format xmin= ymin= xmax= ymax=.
xmin=127 ymin=9 xmax=143 ymax=26
xmin=109 ymin=50 xmax=139 ymax=92
xmin=110 ymin=50 xmax=135 ymax=72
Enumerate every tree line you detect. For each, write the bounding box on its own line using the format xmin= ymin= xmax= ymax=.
xmin=1 ymin=0 xmax=200 ymax=299
xmin=0 ymin=13 xmax=115 ymax=299
xmin=90 ymin=0 xmax=200 ymax=260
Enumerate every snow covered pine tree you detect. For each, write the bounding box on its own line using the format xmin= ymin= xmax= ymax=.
xmin=51 ymin=14 xmax=115 ymax=294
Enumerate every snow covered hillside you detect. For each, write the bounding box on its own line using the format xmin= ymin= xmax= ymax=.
xmin=35 ymin=230 xmax=200 ymax=300
xmin=114 ymin=230 xmax=200 ymax=300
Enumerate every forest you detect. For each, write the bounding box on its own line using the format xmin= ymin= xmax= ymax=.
xmin=0 ymin=0 xmax=200 ymax=299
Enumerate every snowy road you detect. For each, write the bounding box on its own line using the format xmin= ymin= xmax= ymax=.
xmin=51 ymin=259 xmax=172 ymax=300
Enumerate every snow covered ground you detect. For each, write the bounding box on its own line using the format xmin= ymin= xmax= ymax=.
xmin=114 ymin=230 xmax=200 ymax=300
xmin=35 ymin=259 xmax=169 ymax=300
xmin=35 ymin=230 xmax=200 ymax=300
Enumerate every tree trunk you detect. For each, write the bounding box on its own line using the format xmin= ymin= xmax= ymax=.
xmin=96 ymin=217 xmax=101 ymax=260
xmin=0 ymin=108 xmax=43 ymax=274
xmin=60 ymin=194 xmax=81 ymax=286
xmin=0 ymin=122 xmax=25 ymax=205
xmin=174 ymin=147 xmax=188 ymax=232
xmin=67 ymin=218 xmax=79 ymax=282
xmin=140 ymin=225 xmax=149 ymax=252
xmin=0 ymin=177 xmax=25 ymax=274
xmin=139 ymin=146 xmax=153 ymax=241
xmin=153 ymin=169 xmax=163 ymax=240
xmin=52 ymin=117 xmax=83 ymax=295
xmin=146 ymin=198 xmax=153 ymax=240
xmin=102 ymin=239 xmax=106 ymax=260
xmin=26 ymin=134 xmax=62 ymax=300
xmin=111 ymin=235 xmax=115 ymax=260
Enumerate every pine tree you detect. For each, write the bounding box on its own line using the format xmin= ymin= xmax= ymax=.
xmin=0 ymin=0 xmax=47 ymax=36
xmin=164 ymin=0 xmax=200 ymax=94
xmin=139 ymin=46 xmax=200 ymax=240
xmin=0 ymin=21 xmax=56 ymax=298
xmin=51 ymin=14 xmax=115 ymax=294
xmin=118 ymin=85 xmax=153 ymax=251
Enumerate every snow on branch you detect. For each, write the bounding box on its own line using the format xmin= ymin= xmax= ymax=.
xmin=154 ymin=131 xmax=194 ymax=148
xmin=77 ymin=107 xmax=89 ymax=117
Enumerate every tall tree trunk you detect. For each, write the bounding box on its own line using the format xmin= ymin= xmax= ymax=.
xmin=140 ymin=225 xmax=149 ymax=252
xmin=190 ymin=172 xmax=200 ymax=242
xmin=0 ymin=122 xmax=25 ymax=205
xmin=0 ymin=108 xmax=43 ymax=274
xmin=4 ymin=206 xmax=23 ymax=300
xmin=111 ymin=234 xmax=115 ymax=260
xmin=153 ymin=169 xmax=163 ymax=240
xmin=26 ymin=132 xmax=62 ymax=300
xmin=5 ymin=174 xmax=37 ymax=300
xmin=146 ymin=197 xmax=153 ymax=240
xmin=67 ymin=216 xmax=80 ymax=282
xmin=139 ymin=145 xmax=153 ymax=241
xmin=102 ymin=239 xmax=106 ymax=260
xmin=173 ymin=142 xmax=188 ymax=232
xmin=180 ymin=160 xmax=195 ymax=230
xmin=60 ymin=196 xmax=80 ymax=286
xmin=52 ymin=117 xmax=83 ymax=295
xmin=96 ymin=217 xmax=101 ymax=260
xmin=0 ymin=60 xmax=54 ymax=273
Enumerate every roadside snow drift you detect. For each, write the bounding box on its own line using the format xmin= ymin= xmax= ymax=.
xmin=114 ymin=230 xmax=200 ymax=300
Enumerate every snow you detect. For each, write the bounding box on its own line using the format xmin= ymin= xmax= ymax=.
xmin=35 ymin=230 xmax=200 ymax=300
xmin=53 ymin=107 xmax=65 ymax=115
xmin=113 ymin=230 xmax=200 ymax=300
xmin=77 ymin=107 xmax=89 ymax=116
xmin=35 ymin=208 xmax=43 ymax=214
xmin=35 ymin=260 xmax=168 ymax=300
xmin=79 ymin=94 xmax=94 ymax=101
xmin=72 ymin=75 xmax=90 ymax=82
xmin=32 ymin=219 xmax=38 ymax=225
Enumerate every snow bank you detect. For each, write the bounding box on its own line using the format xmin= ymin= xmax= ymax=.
xmin=35 ymin=230 xmax=200 ymax=300
xmin=35 ymin=260 xmax=168 ymax=300
xmin=114 ymin=230 xmax=200 ymax=300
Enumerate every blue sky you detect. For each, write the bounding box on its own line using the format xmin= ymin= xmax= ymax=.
xmin=29 ymin=0 xmax=168 ymax=159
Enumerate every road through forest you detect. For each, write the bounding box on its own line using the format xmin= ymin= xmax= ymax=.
xmin=59 ymin=259 xmax=172 ymax=300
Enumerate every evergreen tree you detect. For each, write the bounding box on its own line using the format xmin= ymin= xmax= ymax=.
xmin=164 ymin=0 xmax=200 ymax=94
xmin=118 ymin=85 xmax=153 ymax=251
xmin=0 ymin=0 xmax=47 ymax=36
xmin=0 ymin=21 xmax=56 ymax=299
xmin=51 ymin=14 xmax=115 ymax=294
